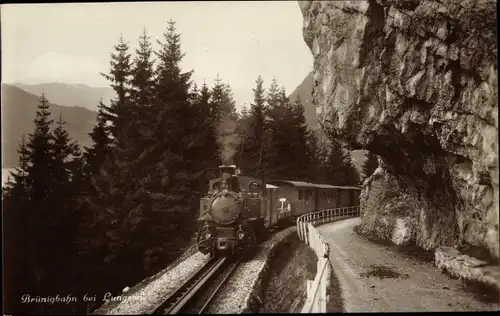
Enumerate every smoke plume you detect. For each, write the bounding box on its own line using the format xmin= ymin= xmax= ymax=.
xmin=216 ymin=115 xmax=241 ymax=165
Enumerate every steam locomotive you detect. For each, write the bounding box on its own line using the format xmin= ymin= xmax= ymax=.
xmin=196 ymin=164 xmax=361 ymax=257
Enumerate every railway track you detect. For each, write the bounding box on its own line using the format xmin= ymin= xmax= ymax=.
xmin=152 ymin=256 xmax=239 ymax=314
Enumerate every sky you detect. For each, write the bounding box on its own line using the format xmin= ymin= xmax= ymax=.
xmin=1 ymin=1 xmax=314 ymax=109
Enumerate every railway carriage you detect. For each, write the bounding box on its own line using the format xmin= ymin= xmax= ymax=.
xmin=267 ymin=180 xmax=361 ymax=216
xmin=336 ymin=185 xmax=362 ymax=208
xmin=267 ymin=180 xmax=317 ymax=216
xmin=316 ymin=184 xmax=339 ymax=210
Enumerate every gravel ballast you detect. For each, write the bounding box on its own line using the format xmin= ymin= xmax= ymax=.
xmin=204 ymin=226 xmax=297 ymax=314
xmin=258 ymin=232 xmax=318 ymax=313
xmin=93 ymin=249 xmax=211 ymax=315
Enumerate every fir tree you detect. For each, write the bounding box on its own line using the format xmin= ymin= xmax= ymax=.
xmin=322 ymin=139 xmax=349 ymax=185
xmin=100 ymin=34 xmax=133 ymax=140
xmin=222 ymin=83 xmax=238 ymax=121
xmin=48 ymin=113 xmax=83 ymax=294
xmin=264 ymin=89 xmax=310 ymax=180
xmin=51 ymin=113 xmax=80 ymax=195
xmin=84 ymin=98 xmax=112 ymax=177
xmin=193 ymin=83 xmax=219 ymax=181
xmin=362 ymin=151 xmax=379 ymax=180
xmin=143 ymin=19 xmax=202 ymax=266
xmin=235 ymin=104 xmax=250 ymax=168
xmin=210 ymin=75 xmax=229 ymax=125
xmin=241 ymin=75 xmax=267 ymax=175
xmin=129 ymin=27 xmax=156 ymax=144
xmin=322 ymin=140 xmax=361 ymax=185
xmin=154 ymin=20 xmax=192 ymax=106
xmin=3 ymin=134 xmax=30 ymax=201
xmin=265 ymin=78 xmax=281 ymax=116
xmin=23 ymin=93 xmax=55 ymax=312
xmin=26 ymin=93 xmax=54 ymax=204
xmin=240 ymin=104 xmax=250 ymax=122
xmin=305 ymin=130 xmax=327 ymax=183
xmin=265 ymin=85 xmax=291 ymax=179
xmin=130 ymin=27 xmax=155 ymax=109
xmin=288 ymin=95 xmax=311 ymax=179
xmin=210 ymin=76 xmax=240 ymax=166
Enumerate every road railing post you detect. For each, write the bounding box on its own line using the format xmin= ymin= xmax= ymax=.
xmin=296 ymin=217 xmax=301 ymax=240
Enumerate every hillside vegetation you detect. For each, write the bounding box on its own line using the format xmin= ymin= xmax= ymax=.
xmin=2 ymin=84 xmax=96 ymax=168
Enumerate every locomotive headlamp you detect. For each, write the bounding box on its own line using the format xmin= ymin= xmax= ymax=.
xmin=237 ymin=226 xmax=245 ymax=240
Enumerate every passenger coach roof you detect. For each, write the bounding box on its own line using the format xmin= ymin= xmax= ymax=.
xmin=316 ymin=184 xmax=362 ymax=190
xmin=269 ymin=180 xmax=361 ymax=190
xmin=268 ymin=180 xmax=318 ymax=188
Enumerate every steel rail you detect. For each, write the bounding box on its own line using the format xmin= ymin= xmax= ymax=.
xmin=152 ymin=256 xmax=225 ymax=314
xmin=196 ymin=259 xmax=240 ymax=314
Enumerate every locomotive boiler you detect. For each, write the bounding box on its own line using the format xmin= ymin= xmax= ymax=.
xmin=197 ymin=165 xmax=267 ymax=257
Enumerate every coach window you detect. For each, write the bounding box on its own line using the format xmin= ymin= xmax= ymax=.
xmin=298 ymin=189 xmax=303 ymax=201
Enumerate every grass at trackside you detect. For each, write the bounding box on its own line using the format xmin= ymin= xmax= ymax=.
xmin=258 ymin=232 xmax=318 ymax=313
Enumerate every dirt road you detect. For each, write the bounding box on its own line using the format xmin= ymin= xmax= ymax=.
xmin=318 ymin=217 xmax=499 ymax=312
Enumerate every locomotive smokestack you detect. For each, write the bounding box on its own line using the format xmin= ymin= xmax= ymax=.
xmin=219 ymin=165 xmax=240 ymax=192
xmin=219 ymin=164 xmax=236 ymax=179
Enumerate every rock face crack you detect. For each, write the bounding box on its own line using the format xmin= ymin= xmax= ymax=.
xmin=299 ymin=0 xmax=498 ymax=259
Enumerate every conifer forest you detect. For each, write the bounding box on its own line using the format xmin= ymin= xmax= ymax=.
xmin=3 ymin=21 xmax=362 ymax=315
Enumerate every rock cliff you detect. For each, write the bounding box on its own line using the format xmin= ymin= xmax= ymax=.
xmin=298 ymin=0 xmax=498 ymax=260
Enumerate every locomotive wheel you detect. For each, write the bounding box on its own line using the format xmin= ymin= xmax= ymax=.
xmin=250 ymin=219 xmax=267 ymax=243
xmin=256 ymin=224 xmax=268 ymax=243
xmin=239 ymin=247 xmax=253 ymax=261
xmin=240 ymin=235 xmax=257 ymax=261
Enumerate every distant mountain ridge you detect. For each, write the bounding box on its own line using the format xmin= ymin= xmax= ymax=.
xmin=3 ymin=78 xmax=366 ymax=173
xmin=2 ymin=83 xmax=97 ymax=168
xmin=288 ymin=71 xmax=367 ymax=173
xmin=11 ymin=82 xmax=115 ymax=112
